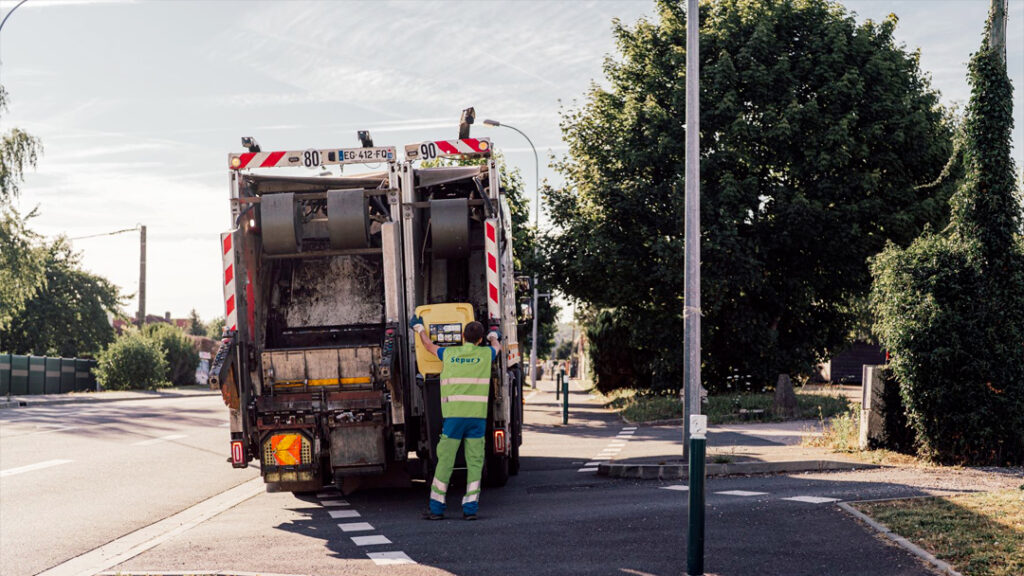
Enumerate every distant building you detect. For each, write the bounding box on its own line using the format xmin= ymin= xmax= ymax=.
xmin=112 ymin=311 xmax=190 ymax=334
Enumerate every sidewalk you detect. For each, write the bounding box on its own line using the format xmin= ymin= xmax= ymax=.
xmin=0 ymin=385 xmax=218 ymax=410
xmin=528 ymin=376 xmax=869 ymax=480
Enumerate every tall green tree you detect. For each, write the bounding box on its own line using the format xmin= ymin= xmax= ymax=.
xmin=871 ymin=2 xmax=1024 ymax=465
xmin=187 ymin=308 xmax=207 ymax=336
xmin=1 ymin=237 xmax=122 ymax=357
xmin=545 ymin=0 xmax=957 ymax=391
xmin=0 ymin=84 xmax=45 ymax=336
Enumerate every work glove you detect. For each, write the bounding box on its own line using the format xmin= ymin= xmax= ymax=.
xmin=487 ymin=330 xmax=502 ymax=342
xmin=409 ymin=315 xmax=425 ymax=333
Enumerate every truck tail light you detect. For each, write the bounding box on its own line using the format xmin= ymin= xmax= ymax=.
xmin=231 ymin=440 xmax=245 ymax=465
xmin=494 ymin=429 xmax=506 ymax=454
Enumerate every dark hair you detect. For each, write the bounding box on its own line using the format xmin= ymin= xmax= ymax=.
xmin=463 ymin=321 xmax=485 ymax=344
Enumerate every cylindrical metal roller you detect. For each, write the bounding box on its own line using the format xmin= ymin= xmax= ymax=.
xmin=261 ymin=193 xmax=299 ymax=254
xmin=327 ymin=189 xmax=370 ymax=249
xmin=430 ymin=198 xmax=470 ymax=259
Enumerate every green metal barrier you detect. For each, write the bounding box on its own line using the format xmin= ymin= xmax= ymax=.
xmin=28 ymin=356 xmax=45 ymax=395
xmin=76 ymin=358 xmax=96 ymax=392
xmin=10 ymin=355 xmax=29 ymax=395
xmin=60 ymin=358 xmax=76 ymax=393
xmin=44 ymin=357 xmax=61 ymax=394
xmin=0 ymin=353 xmax=10 ymax=395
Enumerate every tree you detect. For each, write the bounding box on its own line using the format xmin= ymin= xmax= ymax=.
xmin=187 ymin=308 xmax=207 ymax=336
xmin=545 ymin=0 xmax=958 ymax=392
xmin=95 ymin=331 xmax=169 ymax=391
xmin=0 ymin=84 xmax=45 ymax=336
xmin=871 ymin=2 xmax=1024 ymax=465
xmin=144 ymin=322 xmax=199 ymax=386
xmin=1 ymin=237 xmax=122 ymax=357
xmin=206 ymin=316 xmax=226 ymax=339
xmin=0 ymin=85 xmax=41 ymax=203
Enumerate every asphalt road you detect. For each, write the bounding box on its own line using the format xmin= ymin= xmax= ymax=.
xmin=2 ymin=385 xmax=989 ymax=576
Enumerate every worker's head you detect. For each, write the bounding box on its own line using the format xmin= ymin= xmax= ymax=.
xmin=463 ymin=321 xmax=485 ymax=345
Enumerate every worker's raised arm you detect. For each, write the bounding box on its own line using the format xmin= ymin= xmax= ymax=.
xmin=487 ymin=329 xmax=503 ymax=356
xmin=410 ymin=315 xmax=440 ymax=358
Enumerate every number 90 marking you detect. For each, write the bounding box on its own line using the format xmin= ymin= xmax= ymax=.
xmin=303 ymin=149 xmax=321 ymax=168
xmin=419 ymin=143 xmax=438 ymax=160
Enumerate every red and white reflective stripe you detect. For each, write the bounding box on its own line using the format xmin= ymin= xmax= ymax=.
xmin=228 ymin=146 xmax=396 ymax=170
xmin=220 ymin=232 xmax=238 ymax=332
xmin=484 ymin=218 xmax=500 ymax=321
xmin=404 ymin=138 xmax=491 ymax=160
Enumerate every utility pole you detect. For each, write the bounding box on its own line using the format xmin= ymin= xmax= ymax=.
xmin=683 ymin=0 xmax=702 ymax=457
xmin=137 ymin=225 xmax=147 ymax=328
xmin=990 ymin=0 xmax=1007 ymax=60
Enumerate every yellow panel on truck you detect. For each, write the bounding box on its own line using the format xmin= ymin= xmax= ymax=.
xmin=414 ymin=303 xmax=475 ymax=376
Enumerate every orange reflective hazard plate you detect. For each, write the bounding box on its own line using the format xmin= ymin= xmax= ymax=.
xmin=270 ymin=434 xmax=303 ymax=465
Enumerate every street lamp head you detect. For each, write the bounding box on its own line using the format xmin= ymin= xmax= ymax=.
xmin=483 ymin=119 xmax=501 ymax=127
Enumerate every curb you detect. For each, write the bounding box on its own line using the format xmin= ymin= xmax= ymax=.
xmin=0 ymin=389 xmax=219 ymax=410
xmin=598 ymin=459 xmax=871 ymax=480
xmin=837 ymin=501 xmax=963 ymax=576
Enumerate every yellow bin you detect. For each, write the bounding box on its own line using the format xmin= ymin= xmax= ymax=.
xmin=414 ymin=303 xmax=475 ymax=375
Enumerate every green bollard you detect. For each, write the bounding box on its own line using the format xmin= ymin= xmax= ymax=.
xmin=561 ymin=370 xmax=569 ymax=425
xmin=687 ymin=414 xmax=707 ymax=576
xmin=556 ymin=371 xmax=561 ymax=400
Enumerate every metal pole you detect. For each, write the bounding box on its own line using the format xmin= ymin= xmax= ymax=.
xmin=137 ymin=225 xmax=147 ymax=328
xmin=683 ymin=0 xmax=702 ymax=458
xmin=484 ymin=120 xmax=541 ymax=389
xmin=687 ymin=415 xmax=707 ymax=575
xmin=556 ymin=369 xmax=561 ymax=400
xmin=561 ymin=368 xmax=569 ymax=425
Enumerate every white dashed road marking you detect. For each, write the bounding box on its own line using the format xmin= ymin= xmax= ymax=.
xmin=338 ymin=522 xmax=374 ymax=532
xmin=577 ymin=426 xmax=637 ymax=472
xmin=367 ymin=551 xmax=416 ymax=566
xmin=716 ymin=490 xmax=768 ymax=497
xmin=661 ymin=485 xmax=689 ymax=491
xmin=0 ymin=459 xmax=74 ymax=478
xmin=783 ymin=496 xmax=841 ymax=504
xmin=352 ymin=535 xmax=392 ymax=546
xmin=131 ymin=434 xmax=187 ymax=446
xmin=319 ymin=490 xmax=418 ymax=566
xmin=328 ymin=509 xmax=361 ymax=519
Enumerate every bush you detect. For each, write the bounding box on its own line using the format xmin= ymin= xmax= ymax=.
xmin=144 ymin=323 xmax=198 ymax=386
xmin=95 ymin=331 xmax=169 ymax=390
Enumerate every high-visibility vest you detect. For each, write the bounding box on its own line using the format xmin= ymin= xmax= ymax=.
xmin=439 ymin=344 xmax=492 ymax=419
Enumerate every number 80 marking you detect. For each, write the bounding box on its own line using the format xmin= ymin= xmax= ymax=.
xmin=303 ymin=149 xmax=321 ymax=168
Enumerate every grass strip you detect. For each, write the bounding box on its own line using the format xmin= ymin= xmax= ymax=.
xmin=853 ymin=489 xmax=1024 ymax=576
xmin=605 ymin=389 xmax=850 ymax=425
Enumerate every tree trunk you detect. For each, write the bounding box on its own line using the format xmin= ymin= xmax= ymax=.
xmin=773 ymin=373 xmax=798 ymax=419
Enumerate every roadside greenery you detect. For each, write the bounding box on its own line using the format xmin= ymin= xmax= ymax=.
xmin=870 ymin=6 xmax=1024 ymax=465
xmin=144 ymin=323 xmax=198 ymax=386
xmin=606 ymin=388 xmax=849 ymax=425
xmin=546 ymin=0 xmax=957 ymax=394
xmin=95 ymin=331 xmax=170 ymax=391
xmin=854 ymin=489 xmax=1024 ymax=576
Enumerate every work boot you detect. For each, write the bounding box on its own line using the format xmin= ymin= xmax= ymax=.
xmin=463 ymin=512 xmax=477 ymax=521
xmin=422 ymin=510 xmax=444 ymax=520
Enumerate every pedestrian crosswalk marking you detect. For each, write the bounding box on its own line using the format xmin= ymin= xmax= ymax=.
xmin=352 ymin=535 xmax=392 ymax=546
xmin=328 ymin=509 xmax=360 ymax=519
xmin=661 ymin=485 xmax=689 ymax=491
xmin=320 ymin=499 xmax=349 ymax=506
xmin=578 ymin=467 xmax=599 ymax=473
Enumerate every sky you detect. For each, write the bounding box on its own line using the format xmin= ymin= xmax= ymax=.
xmin=1 ymin=0 xmax=1022 ymax=324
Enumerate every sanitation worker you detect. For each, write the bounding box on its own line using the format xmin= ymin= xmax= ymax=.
xmin=410 ymin=316 xmax=501 ymax=521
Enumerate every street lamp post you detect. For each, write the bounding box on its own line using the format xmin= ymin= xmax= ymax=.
xmin=483 ymin=119 xmax=540 ymax=390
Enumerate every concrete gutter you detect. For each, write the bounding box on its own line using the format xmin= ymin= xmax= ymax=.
xmin=838 ymin=500 xmax=964 ymax=576
xmin=598 ymin=459 xmax=871 ymax=480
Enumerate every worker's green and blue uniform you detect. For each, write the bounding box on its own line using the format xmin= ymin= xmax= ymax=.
xmin=429 ymin=343 xmax=495 ymax=516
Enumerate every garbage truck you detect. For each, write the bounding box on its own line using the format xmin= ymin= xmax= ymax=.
xmin=210 ymin=135 xmax=525 ymax=492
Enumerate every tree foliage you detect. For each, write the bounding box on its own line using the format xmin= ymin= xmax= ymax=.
xmin=0 ymin=206 xmax=45 ymax=334
xmin=1 ymin=237 xmax=122 ymax=357
xmin=871 ymin=6 xmax=1024 ymax=465
xmin=0 ymin=85 xmax=41 ymax=203
xmin=187 ymin=308 xmax=207 ymax=336
xmin=95 ymin=331 xmax=169 ymax=391
xmin=144 ymin=322 xmax=199 ymax=386
xmin=545 ymin=0 xmax=957 ymax=392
